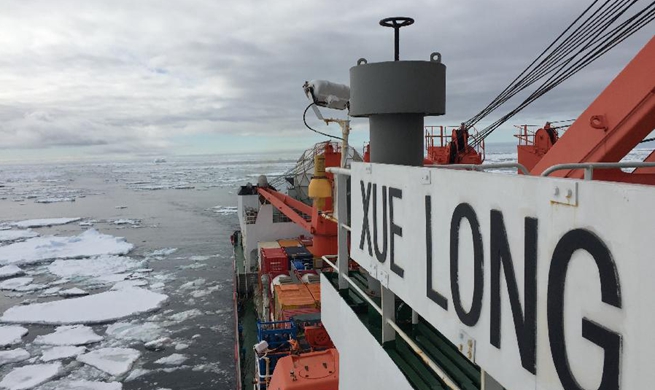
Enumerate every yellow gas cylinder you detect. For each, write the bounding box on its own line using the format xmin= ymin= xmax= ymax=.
xmin=308 ymin=154 xmax=331 ymax=209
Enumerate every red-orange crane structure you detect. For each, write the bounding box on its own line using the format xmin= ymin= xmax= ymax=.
xmin=256 ymin=144 xmax=340 ymax=258
xmin=527 ymin=36 xmax=655 ymax=184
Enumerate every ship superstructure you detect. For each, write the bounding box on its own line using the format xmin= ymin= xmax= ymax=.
xmin=233 ymin=8 xmax=655 ymax=390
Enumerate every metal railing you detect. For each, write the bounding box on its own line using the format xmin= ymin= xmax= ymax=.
xmin=428 ymin=162 xmax=531 ymax=175
xmin=321 ymin=255 xmax=461 ymax=390
xmin=541 ymin=161 xmax=655 ymax=180
xmin=325 ymin=165 xmax=461 ymax=390
xmin=326 ymin=167 xmax=351 ymax=176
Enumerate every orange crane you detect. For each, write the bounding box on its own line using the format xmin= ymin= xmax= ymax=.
xmin=256 ymin=144 xmax=339 ymax=258
xmin=528 ymin=36 xmax=655 ymax=184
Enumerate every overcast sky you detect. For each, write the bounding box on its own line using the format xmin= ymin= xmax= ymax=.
xmin=0 ymin=0 xmax=652 ymax=162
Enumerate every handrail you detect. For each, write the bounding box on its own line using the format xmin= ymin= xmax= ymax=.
xmin=428 ymin=162 xmax=531 ymax=175
xmin=321 ymin=255 xmax=381 ymax=315
xmin=326 ymin=167 xmax=351 ymax=176
xmin=384 ymin=318 xmax=462 ymax=390
xmin=321 ymin=255 xmax=461 ymax=390
xmin=541 ymin=161 xmax=655 ymax=180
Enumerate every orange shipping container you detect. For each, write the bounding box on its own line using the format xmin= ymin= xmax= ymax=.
xmin=305 ymin=283 xmax=321 ymax=307
xmin=277 ymin=239 xmax=301 ymax=248
xmin=274 ymin=283 xmax=316 ymax=316
xmin=277 ymin=307 xmax=320 ymax=321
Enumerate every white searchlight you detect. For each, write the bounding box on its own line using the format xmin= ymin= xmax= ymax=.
xmin=302 ymin=80 xmax=352 ymax=207
xmin=303 ymin=80 xmax=350 ymax=110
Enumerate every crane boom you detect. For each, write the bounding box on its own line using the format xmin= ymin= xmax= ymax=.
xmin=530 ymin=36 xmax=655 ymax=183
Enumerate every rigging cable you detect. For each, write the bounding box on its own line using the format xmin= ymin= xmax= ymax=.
xmin=468 ymin=0 xmax=655 ymax=147
xmin=464 ymin=0 xmax=635 ymax=129
xmin=303 ymin=103 xmax=343 ymax=141
xmin=464 ymin=0 xmax=605 ymax=128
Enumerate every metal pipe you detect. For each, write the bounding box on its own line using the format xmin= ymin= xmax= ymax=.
xmin=326 ymin=167 xmax=351 ymax=176
xmin=385 ymin=318 xmax=462 ymax=390
xmin=429 ymin=162 xmax=531 ymax=175
xmin=321 ymin=255 xmax=382 ymax=315
xmin=541 ymin=161 xmax=655 ymax=178
xmin=319 ymin=212 xmax=338 ymax=224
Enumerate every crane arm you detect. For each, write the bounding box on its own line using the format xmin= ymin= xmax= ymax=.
xmin=531 ymin=37 xmax=655 ymax=178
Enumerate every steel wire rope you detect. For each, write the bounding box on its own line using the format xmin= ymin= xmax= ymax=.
xmin=465 ymin=0 xmax=640 ymax=132
xmin=464 ymin=0 xmax=626 ymax=128
xmin=463 ymin=0 xmax=603 ymax=128
xmin=472 ymin=1 xmax=653 ymax=141
xmin=469 ymin=1 xmax=655 ymax=147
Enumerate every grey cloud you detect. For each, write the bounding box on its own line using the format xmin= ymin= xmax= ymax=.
xmin=0 ymin=0 xmax=651 ymax=157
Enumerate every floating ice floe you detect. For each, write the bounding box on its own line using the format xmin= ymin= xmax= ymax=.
xmin=35 ymin=325 xmax=103 ymax=346
xmin=77 ymin=348 xmax=140 ymax=376
xmin=124 ymin=368 xmax=150 ymax=382
xmin=154 ymin=353 xmax=187 ymax=365
xmin=0 ymin=277 xmax=34 ymax=291
xmin=37 ymin=379 xmax=122 ymax=390
xmin=0 ymin=265 xmax=25 ymax=280
xmin=47 ymin=255 xmax=144 ymax=281
xmin=179 ymin=278 xmax=205 ymax=290
xmin=178 ymin=263 xmax=207 ymax=270
xmin=168 ymin=309 xmax=203 ymax=323
xmin=92 ymin=274 xmax=130 ymax=285
xmin=188 ymin=255 xmax=214 ymax=261
xmin=212 ymin=206 xmax=237 ymax=215
xmin=11 ymin=218 xmax=81 ymax=228
xmin=146 ymin=248 xmax=177 ymax=257
xmin=0 ymin=229 xmax=134 ymax=266
xmin=105 ymin=322 xmax=168 ymax=343
xmin=0 ymin=326 xmax=28 ymax=347
xmin=58 ymin=288 xmax=88 ymax=297
xmin=40 ymin=346 xmax=86 ymax=362
xmin=0 ymin=362 xmax=62 ymax=390
xmin=0 ymin=349 xmax=30 ymax=366
xmin=143 ymin=337 xmax=172 ymax=351
xmin=149 ymin=282 xmax=165 ymax=290
xmin=35 ymin=197 xmax=75 ymax=203
xmin=0 ymin=230 xmax=38 ymax=243
xmin=110 ymin=280 xmax=147 ymax=290
xmin=190 ymin=285 xmax=220 ymax=299
xmin=174 ymin=343 xmax=189 ymax=351
xmin=112 ymin=219 xmax=140 ymax=226
xmin=39 ymin=287 xmax=61 ymax=297
xmin=1 ymin=288 xmax=169 ymax=325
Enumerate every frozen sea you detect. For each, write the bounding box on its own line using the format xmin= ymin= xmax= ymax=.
xmin=0 ymin=142 xmax=652 ymax=389
xmin=0 ymin=152 xmax=298 ymax=390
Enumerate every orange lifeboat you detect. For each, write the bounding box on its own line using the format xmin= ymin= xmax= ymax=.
xmin=266 ymin=348 xmax=339 ymax=390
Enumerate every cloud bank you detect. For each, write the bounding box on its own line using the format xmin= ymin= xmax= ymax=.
xmin=0 ymin=0 xmax=651 ymax=160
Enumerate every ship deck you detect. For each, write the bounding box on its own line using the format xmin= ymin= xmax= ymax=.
xmin=240 ymin=298 xmax=258 ymax=390
xmin=323 ymin=271 xmax=482 ymax=390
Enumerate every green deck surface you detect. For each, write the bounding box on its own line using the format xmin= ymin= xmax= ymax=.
xmin=240 ymin=298 xmax=258 ymax=390
xmin=235 ymin=241 xmax=245 ymax=275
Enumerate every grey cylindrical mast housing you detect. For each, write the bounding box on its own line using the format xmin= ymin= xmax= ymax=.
xmin=349 ymin=60 xmax=446 ymax=117
xmin=349 ymin=55 xmax=446 ymax=167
